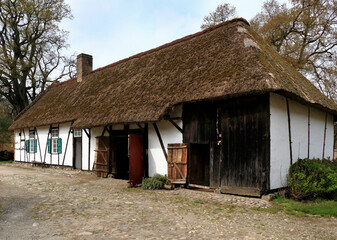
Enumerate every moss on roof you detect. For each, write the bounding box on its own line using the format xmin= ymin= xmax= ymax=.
xmin=9 ymin=18 xmax=337 ymax=130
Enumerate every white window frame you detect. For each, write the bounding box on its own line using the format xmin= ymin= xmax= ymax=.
xmin=29 ymin=130 xmax=35 ymax=153
xmin=74 ymin=129 xmax=82 ymax=138
xmin=29 ymin=139 xmax=35 ymax=153
xmin=51 ymin=128 xmax=59 ymax=154
xmin=51 ymin=128 xmax=59 ymax=138
xmin=52 ymin=138 xmax=58 ymax=154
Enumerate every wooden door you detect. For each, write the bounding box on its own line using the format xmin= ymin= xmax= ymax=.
xmin=94 ymin=136 xmax=110 ymax=178
xmin=219 ymin=96 xmax=270 ymax=196
xmin=129 ymin=134 xmax=144 ymax=186
xmin=167 ymin=144 xmax=187 ymax=184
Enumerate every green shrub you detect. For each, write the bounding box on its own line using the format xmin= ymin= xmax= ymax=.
xmin=142 ymin=174 xmax=168 ymax=190
xmin=288 ymin=158 xmax=337 ymax=200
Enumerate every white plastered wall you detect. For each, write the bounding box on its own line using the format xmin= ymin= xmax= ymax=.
xmin=14 ymin=130 xmax=24 ymax=162
xmin=309 ymin=107 xmax=334 ymax=159
xmin=270 ymin=93 xmax=334 ymax=190
xmin=148 ymin=105 xmax=183 ymax=177
xmin=81 ymin=129 xmax=90 ymax=170
xmin=270 ymin=93 xmax=290 ymax=189
xmin=14 ymin=123 xmax=74 ymax=167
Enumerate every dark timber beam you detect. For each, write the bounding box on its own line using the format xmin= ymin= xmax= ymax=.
xmin=43 ymin=126 xmax=52 ymax=164
xmin=322 ymin=112 xmax=327 ymax=159
xmin=101 ymin=127 xmax=106 ymax=136
xmin=34 ymin=127 xmax=43 ymax=163
xmin=88 ymin=129 xmax=91 ymax=171
xmin=153 ymin=123 xmax=167 ymax=161
xmin=83 ymin=128 xmax=89 ymax=138
xmin=286 ymin=98 xmax=293 ymax=165
xmin=307 ymin=106 xmax=311 ymax=158
xmin=62 ymin=127 xmax=72 ymax=166
xmin=168 ymin=119 xmax=183 ymax=133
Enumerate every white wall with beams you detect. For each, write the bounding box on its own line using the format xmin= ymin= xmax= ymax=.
xmin=270 ymin=93 xmax=334 ymax=190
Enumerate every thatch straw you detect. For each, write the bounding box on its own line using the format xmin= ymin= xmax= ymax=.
xmin=9 ymin=18 xmax=337 ymax=130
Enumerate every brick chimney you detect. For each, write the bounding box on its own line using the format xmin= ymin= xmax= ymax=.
xmin=77 ymin=53 xmax=93 ymax=82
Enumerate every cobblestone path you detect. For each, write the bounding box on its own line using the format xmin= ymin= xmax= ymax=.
xmin=0 ymin=163 xmax=336 ymax=239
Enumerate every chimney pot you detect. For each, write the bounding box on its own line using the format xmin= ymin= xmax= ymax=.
xmin=77 ymin=53 xmax=93 ymax=82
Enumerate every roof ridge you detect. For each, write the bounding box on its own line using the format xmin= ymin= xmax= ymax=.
xmin=90 ymin=17 xmax=249 ymax=75
xmin=51 ymin=77 xmax=77 ymax=87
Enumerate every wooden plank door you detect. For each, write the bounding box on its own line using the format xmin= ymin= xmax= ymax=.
xmin=167 ymin=143 xmax=187 ymax=184
xmin=129 ymin=134 xmax=144 ymax=186
xmin=219 ymin=96 xmax=270 ymax=196
xmin=94 ymin=136 xmax=110 ymax=178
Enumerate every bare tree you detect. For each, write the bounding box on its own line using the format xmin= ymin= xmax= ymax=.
xmin=251 ymin=0 xmax=337 ymax=102
xmin=0 ymin=0 xmax=74 ymax=115
xmin=201 ymin=3 xmax=237 ymax=29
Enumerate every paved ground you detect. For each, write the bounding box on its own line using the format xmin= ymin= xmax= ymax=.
xmin=0 ymin=163 xmax=336 ymax=240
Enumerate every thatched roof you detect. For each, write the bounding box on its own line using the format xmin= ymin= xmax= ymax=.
xmin=10 ymin=18 xmax=337 ymax=130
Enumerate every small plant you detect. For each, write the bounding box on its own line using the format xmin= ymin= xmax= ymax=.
xmin=142 ymin=174 xmax=168 ymax=190
xmin=288 ymin=158 xmax=337 ymax=200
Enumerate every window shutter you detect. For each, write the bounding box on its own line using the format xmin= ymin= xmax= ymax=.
xmin=47 ymin=139 xmax=51 ymax=153
xmin=57 ymin=138 xmax=62 ymax=154
xmin=34 ymin=139 xmax=37 ymax=153
xmin=26 ymin=140 xmax=29 ymax=153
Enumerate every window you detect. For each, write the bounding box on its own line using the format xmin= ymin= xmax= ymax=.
xmin=74 ymin=129 xmax=82 ymax=138
xmin=52 ymin=128 xmax=59 ymax=138
xmin=26 ymin=130 xmax=37 ymax=153
xmin=48 ymin=128 xmax=62 ymax=154
xmin=52 ymin=138 xmax=58 ymax=153
xmin=29 ymin=130 xmax=35 ymax=139
xmin=29 ymin=139 xmax=35 ymax=152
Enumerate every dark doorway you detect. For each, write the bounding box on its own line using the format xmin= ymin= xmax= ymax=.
xmin=188 ymin=144 xmax=210 ymax=186
xmin=74 ymin=137 xmax=82 ymax=169
xmin=111 ymin=135 xmax=129 ymax=179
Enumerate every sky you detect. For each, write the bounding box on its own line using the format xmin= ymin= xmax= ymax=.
xmin=61 ymin=0 xmax=288 ymax=69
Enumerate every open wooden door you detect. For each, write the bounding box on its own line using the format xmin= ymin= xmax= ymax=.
xmin=129 ymin=134 xmax=144 ymax=186
xmin=94 ymin=136 xmax=110 ymax=178
xmin=167 ymin=144 xmax=187 ymax=184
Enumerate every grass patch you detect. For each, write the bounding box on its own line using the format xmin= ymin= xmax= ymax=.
xmin=194 ymin=200 xmax=208 ymax=204
xmin=254 ymin=197 xmax=337 ymax=217
xmin=0 ymin=160 xmax=13 ymax=164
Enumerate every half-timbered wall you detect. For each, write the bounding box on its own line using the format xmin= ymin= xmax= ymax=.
xmin=14 ymin=123 xmax=74 ymax=166
xmin=270 ymin=93 xmax=334 ymax=190
xmin=148 ymin=106 xmax=183 ymax=177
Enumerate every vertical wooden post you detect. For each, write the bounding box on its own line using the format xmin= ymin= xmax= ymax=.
xmin=88 ymin=128 xmax=91 ymax=171
xmin=35 ymin=127 xmax=43 ymax=163
xmin=57 ymin=124 xmax=60 ymax=165
xmin=22 ymin=129 xmax=27 ymax=162
xmin=44 ymin=126 xmax=51 ymax=164
xmin=62 ymin=126 xmax=72 ymax=166
xmin=286 ymin=98 xmax=293 ymax=165
xmin=322 ymin=112 xmax=328 ymax=159
xmin=307 ymin=106 xmax=311 ymax=159
xmin=19 ymin=130 xmax=22 ymax=162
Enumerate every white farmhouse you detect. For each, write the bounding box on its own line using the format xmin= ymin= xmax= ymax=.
xmin=10 ymin=18 xmax=337 ymax=196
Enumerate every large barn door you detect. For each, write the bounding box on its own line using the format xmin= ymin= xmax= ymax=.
xmin=167 ymin=144 xmax=187 ymax=184
xmin=129 ymin=134 xmax=144 ymax=186
xmin=219 ymin=96 xmax=270 ymax=196
xmin=94 ymin=136 xmax=110 ymax=178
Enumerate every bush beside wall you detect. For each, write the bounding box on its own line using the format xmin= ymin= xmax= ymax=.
xmin=288 ymin=158 xmax=337 ymax=200
xmin=142 ymin=174 xmax=168 ymax=190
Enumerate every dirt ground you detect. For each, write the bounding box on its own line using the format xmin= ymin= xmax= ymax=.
xmin=0 ymin=163 xmax=336 ymax=240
